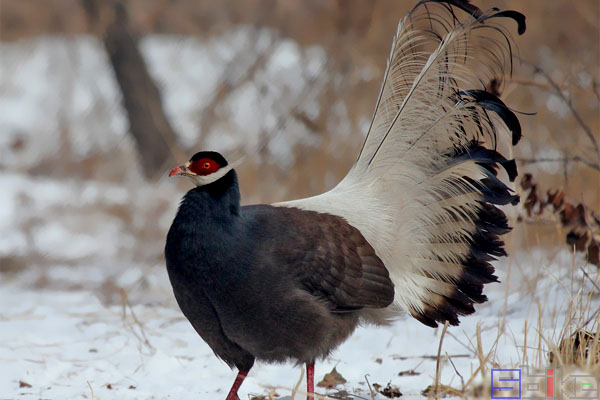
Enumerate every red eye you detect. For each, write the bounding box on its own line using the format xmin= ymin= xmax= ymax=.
xmin=189 ymin=158 xmax=220 ymax=175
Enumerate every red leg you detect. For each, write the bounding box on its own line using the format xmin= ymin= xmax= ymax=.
xmin=306 ymin=362 xmax=315 ymax=400
xmin=225 ymin=370 xmax=248 ymax=400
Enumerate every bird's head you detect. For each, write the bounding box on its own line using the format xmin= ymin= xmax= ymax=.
xmin=169 ymin=151 xmax=239 ymax=187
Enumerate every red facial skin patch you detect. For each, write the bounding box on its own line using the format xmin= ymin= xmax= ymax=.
xmin=189 ymin=158 xmax=220 ymax=175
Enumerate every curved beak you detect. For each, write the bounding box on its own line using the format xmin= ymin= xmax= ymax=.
xmin=168 ymin=164 xmax=189 ymax=177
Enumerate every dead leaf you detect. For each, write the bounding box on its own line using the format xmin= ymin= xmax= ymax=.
xmin=518 ymin=173 xmax=600 ymax=268
xmin=11 ymin=136 xmax=25 ymax=151
xmin=524 ymin=184 xmax=538 ymax=217
xmin=561 ymin=203 xmax=586 ymax=226
xmin=317 ymin=367 xmax=347 ymax=388
xmin=379 ymin=382 xmax=402 ymax=398
xmin=421 ymin=384 xmax=463 ymax=398
xmin=19 ymin=381 xmax=32 ymax=388
xmin=520 ymin=173 xmax=533 ymax=190
xmin=398 ymin=369 xmax=420 ymax=376
xmin=566 ymin=230 xmax=589 ymax=252
xmin=588 ymin=239 xmax=599 ymax=266
xmin=547 ymin=189 xmax=565 ymax=210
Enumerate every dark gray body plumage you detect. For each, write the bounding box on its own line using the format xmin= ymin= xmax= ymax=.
xmin=165 ymin=170 xmax=394 ymax=371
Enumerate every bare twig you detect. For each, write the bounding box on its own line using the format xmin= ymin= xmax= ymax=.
xmin=86 ymin=381 xmax=95 ymax=400
xmin=291 ymin=366 xmax=304 ymax=400
xmin=517 ymin=156 xmax=600 ymax=171
xmin=580 ymin=267 xmax=600 ymax=293
xmin=446 ymin=352 xmax=464 ymax=388
xmin=523 ymin=60 xmax=600 ymax=164
xmin=593 ymin=80 xmax=600 ymax=103
xmin=508 ymin=77 xmax=598 ymax=96
xmin=579 ymin=303 xmax=600 ymax=329
xmin=120 ymin=288 xmax=156 ymax=354
xmin=391 ymin=353 xmax=470 ymax=360
xmin=435 ymin=322 xmax=449 ymax=400
xmin=198 ymin=32 xmax=279 ymax=140
xmin=523 ymin=320 xmax=528 ymax=365
xmin=364 ymin=374 xmax=376 ymax=400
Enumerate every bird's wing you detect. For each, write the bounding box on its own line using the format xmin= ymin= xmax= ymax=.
xmin=248 ymin=205 xmax=395 ymax=311
xmin=275 ymin=0 xmax=525 ymax=327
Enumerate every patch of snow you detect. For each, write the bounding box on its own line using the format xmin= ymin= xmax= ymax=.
xmin=1 ymin=249 xmax=597 ymax=399
xmin=546 ymin=93 xmax=569 ymax=118
xmin=533 ymin=146 xmax=563 ymax=174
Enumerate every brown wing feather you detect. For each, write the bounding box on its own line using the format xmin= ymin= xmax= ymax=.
xmin=257 ymin=206 xmax=395 ymax=311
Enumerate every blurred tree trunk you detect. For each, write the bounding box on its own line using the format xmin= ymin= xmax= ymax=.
xmin=82 ymin=0 xmax=180 ymax=179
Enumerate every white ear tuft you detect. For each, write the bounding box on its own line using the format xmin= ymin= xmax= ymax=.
xmin=187 ymin=157 xmax=245 ymax=186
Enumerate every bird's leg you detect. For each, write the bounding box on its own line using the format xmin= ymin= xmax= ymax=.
xmin=306 ymin=362 xmax=315 ymax=400
xmin=225 ymin=370 xmax=249 ymax=400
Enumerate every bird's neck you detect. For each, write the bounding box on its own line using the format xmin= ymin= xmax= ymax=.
xmin=166 ymin=170 xmax=243 ymax=287
xmin=180 ymin=170 xmax=241 ymax=222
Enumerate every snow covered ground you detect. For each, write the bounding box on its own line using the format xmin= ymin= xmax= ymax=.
xmin=2 ymin=244 xmax=597 ymax=400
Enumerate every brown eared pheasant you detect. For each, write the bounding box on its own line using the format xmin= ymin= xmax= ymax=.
xmin=165 ymin=1 xmax=526 ymax=399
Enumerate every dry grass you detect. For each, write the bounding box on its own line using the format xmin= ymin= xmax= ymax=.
xmin=430 ymin=228 xmax=600 ymax=399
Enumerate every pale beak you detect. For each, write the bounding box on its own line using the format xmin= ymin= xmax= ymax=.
xmin=169 ymin=164 xmax=189 ymax=177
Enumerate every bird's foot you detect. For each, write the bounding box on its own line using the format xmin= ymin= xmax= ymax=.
xmin=225 ymin=370 xmax=248 ymax=400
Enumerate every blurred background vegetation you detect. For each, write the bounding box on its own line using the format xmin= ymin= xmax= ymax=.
xmin=1 ymin=2 xmax=599 ymax=398
xmin=0 ymin=0 xmax=598 ymax=293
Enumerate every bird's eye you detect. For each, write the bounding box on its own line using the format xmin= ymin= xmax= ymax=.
xmin=188 ymin=157 xmax=220 ymax=175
